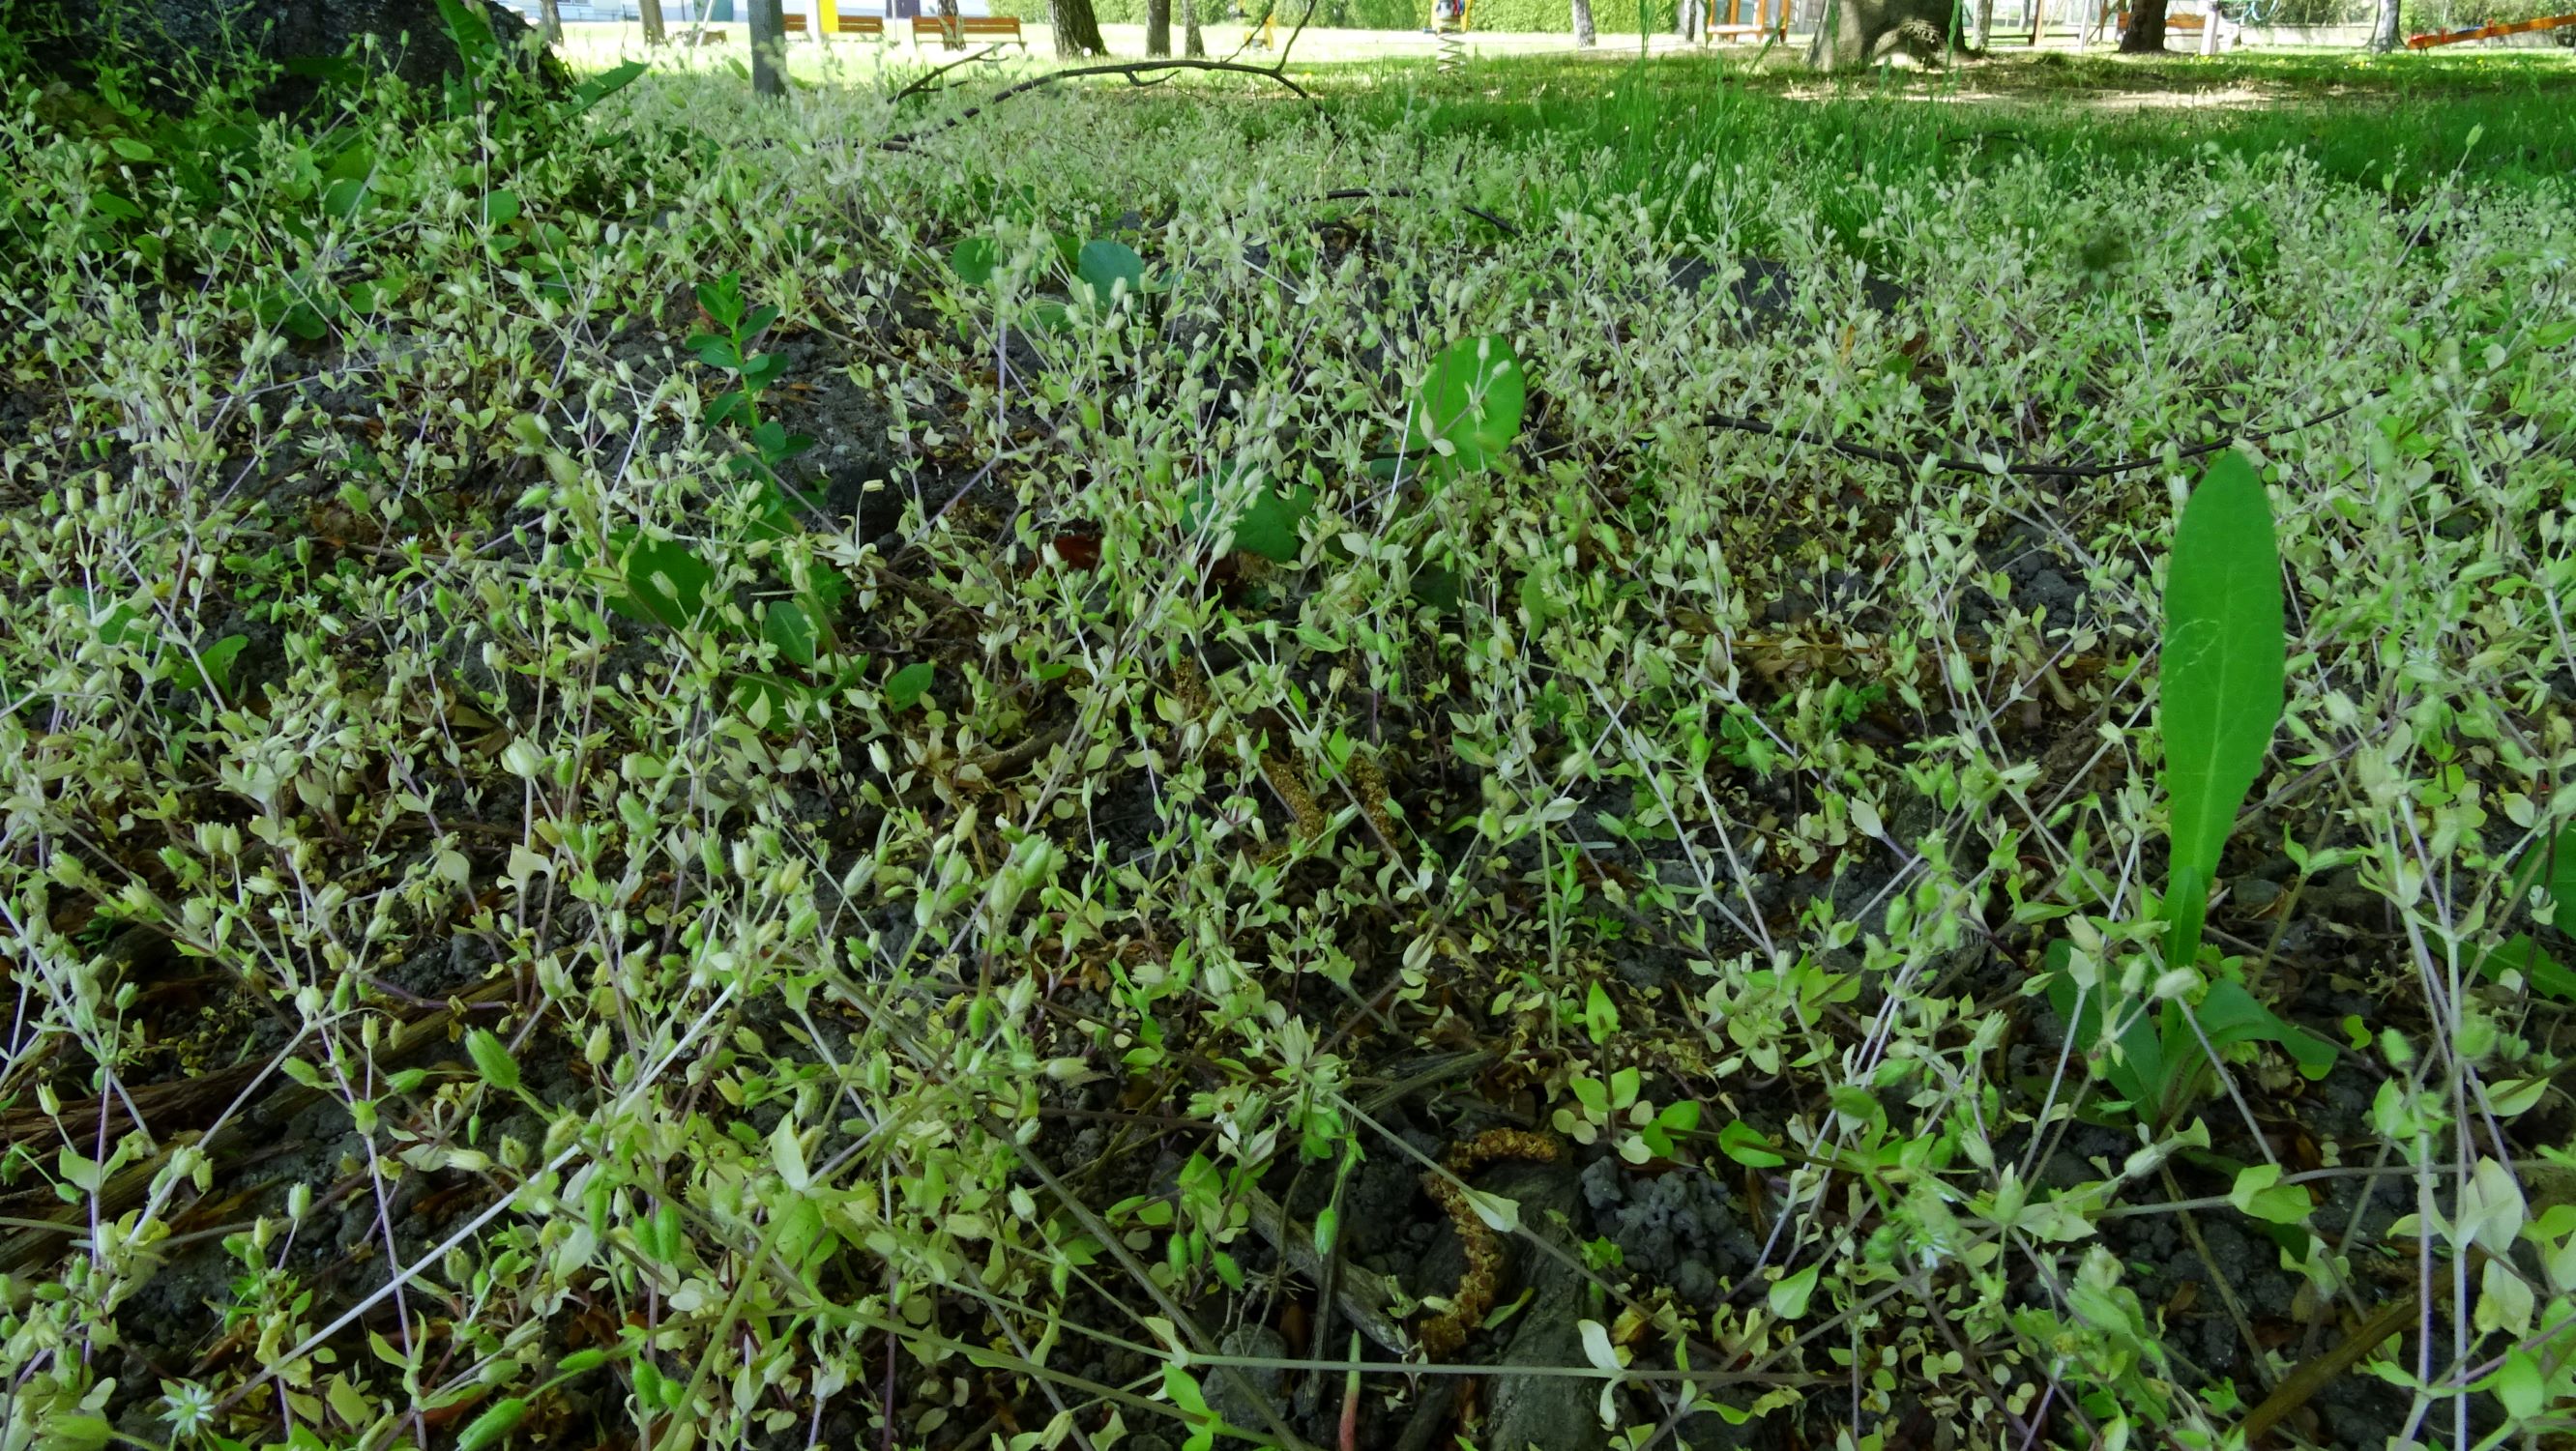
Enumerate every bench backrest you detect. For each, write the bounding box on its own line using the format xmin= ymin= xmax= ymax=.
xmin=782 ymin=10 xmax=807 ymax=26
xmin=835 ymin=13 xmax=885 ymax=30
xmin=909 ymin=14 xmax=1019 ymax=30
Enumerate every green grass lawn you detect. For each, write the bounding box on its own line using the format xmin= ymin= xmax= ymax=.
xmin=2 ymin=29 xmax=2572 ymax=1451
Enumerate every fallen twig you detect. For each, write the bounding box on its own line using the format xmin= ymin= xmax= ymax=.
xmin=1310 ymin=187 xmax=1520 ymax=238
xmin=889 ymin=43 xmax=1006 ymax=103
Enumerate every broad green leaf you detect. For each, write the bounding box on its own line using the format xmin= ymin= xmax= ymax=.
xmin=2043 ymin=939 xmax=2163 ymax=1113
xmin=1407 ymin=334 xmax=1524 ymax=474
xmin=885 ymin=662 xmax=935 ymax=711
xmin=770 ymin=1117 xmax=810 ymax=1191
xmin=2159 ymin=450 xmax=2284 ymax=972
xmin=2192 ymin=979 xmax=2334 ymax=1079
xmin=482 ymin=189 xmax=521 ymax=228
xmin=2511 ymin=827 xmax=2576 ymax=936
xmin=2227 ymin=1164 xmax=2311 ymax=1225
xmin=1181 ymin=465 xmax=1314 ymax=565
xmin=605 ymin=532 xmax=718 ymax=632
xmin=2471 ymin=934 xmax=2576 ymax=1001
xmin=762 ymin=599 xmax=819 ymax=667
xmin=1717 ymin=1119 xmax=1783 ymax=1168
xmin=1768 ymin=1263 xmax=1819 ymax=1319
xmin=1077 ymin=240 xmax=1146 ymax=309
xmin=174 ymin=634 xmax=248 ymax=694
xmin=730 ymin=673 xmax=807 ymax=731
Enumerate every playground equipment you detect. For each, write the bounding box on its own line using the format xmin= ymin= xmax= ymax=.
xmin=2406 ymin=10 xmax=2576 ymax=44
xmin=1433 ymin=0 xmax=1470 ymax=72
xmin=1707 ymin=0 xmax=1787 ymax=42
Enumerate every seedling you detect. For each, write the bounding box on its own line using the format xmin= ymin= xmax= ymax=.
xmin=2046 ymin=452 xmax=2333 ymax=1125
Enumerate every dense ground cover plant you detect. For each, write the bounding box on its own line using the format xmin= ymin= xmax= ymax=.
xmin=0 ymin=36 xmax=2572 ymax=1451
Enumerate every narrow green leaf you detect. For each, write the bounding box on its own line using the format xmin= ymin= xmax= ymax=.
xmin=454 ymin=1397 xmax=528 ymax=1451
xmin=2159 ymin=451 xmax=2284 ymax=972
xmin=464 ymin=1028 xmax=520 ymax=1092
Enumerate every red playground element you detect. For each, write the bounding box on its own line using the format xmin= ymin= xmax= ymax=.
xmin=2405 ymin=10 xmax=2576 ymax=46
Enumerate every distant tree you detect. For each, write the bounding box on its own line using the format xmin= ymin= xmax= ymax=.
xmin=1052 ymin=0 xmax=1110 ymax=53
xmin=539 ymin=0 xmax=565 ymax=42
xmin=2368 ymin=0 xmax=2400 ymax=48
xmin=1676 ymin=0 xmax=1703 ymax=43
xmin=1148 ymin=0 xmax=1173 ymax=51
xmin=1573 ymin=0 xmax=1596 ymax=43
xmin=1971 ymin=0 xmax=1994 ymax=46
xmin=640 ymin=0 xmax=667 ymax=42
xmin=1184 ymin=0 xmax=1204 ymax=52
xmin=2119 ymin=0 xmax=2166 ymax=47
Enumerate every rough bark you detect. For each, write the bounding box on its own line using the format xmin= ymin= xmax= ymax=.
xmin=1970 ymin=0 xmax=1994 ymax=45
xmin=747 ymin=0 xmax=783 ymax=93
xmin=1572 ymin=0 xmax=1596 ymax=43
xmin=1804 ymin=0 xmax=1955 ymax=65
xmin=2367 ymin=0 xmax=2400 ymax=49
xmin=1 ymin=0 xmax=565 ymax=115
xmin=1183 ymin=0 xmax=1203 ymax=54
xmin=2118 ymin=0 xmax=2165 ymax=47
xmin=1146 ymin=0 xmax=1172 ymax=52
xmin=538 ymin=0 xmax=564 ymax=43
xmin=1050 ymin=0 xmax=1109 ymax=54
xmin=638 ymin=0 xmax=666 ymax=42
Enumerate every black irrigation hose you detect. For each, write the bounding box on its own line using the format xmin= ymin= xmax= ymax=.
xmin=1308 ymin=187 xmax=1521 ymax=239
xmin=1699 ymin=394 xmax=2376 ymax=481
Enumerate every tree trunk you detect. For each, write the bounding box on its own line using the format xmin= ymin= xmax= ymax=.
xmin=1147 ymin=0 xmax=1173 ymax=51
xmin=748 ymin=0 xmax=786 ymax=93
xmin=8 ymin=0 xmax=567 ymax=114
xmin=2118 ymin=0 xmax=2164 ymax=47
xmin=2368 ymin=0 xmax=2401 ymax=48
xmin=1971 ymin=0 xmax=1995 ymax=46
xmin=539 ymin=0 xmax=565 ymax=43
xmin=1572 ymin=0 xmax=1596 ymax=43
xmin=1183 ymin=0 xmax=1204 ymax=54
xmin=1676 ymin=0 xmax=1702 ymax=42
xmin=640 ymin=0 xmax=668 ymax=43
xmin=1805 ymin=0 xmax=1953 ymax=64
xmin=1050 ymin=0 xmax=1110 ymax=53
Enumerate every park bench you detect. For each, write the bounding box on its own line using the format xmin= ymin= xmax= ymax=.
xmin=909 ymin=14 xmax=1027 ymax=45
xmin=782 ymin=11 xmax=891 ymax=40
